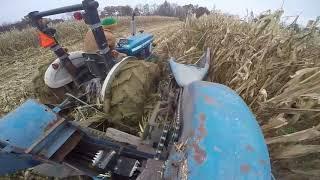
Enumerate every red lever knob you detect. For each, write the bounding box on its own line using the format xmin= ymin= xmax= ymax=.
xmin=73 ymin=12 xmax=83 ymax=20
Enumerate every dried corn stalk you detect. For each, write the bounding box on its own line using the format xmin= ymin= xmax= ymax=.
xmin=158 ymin=11 xmax=320 ymax=179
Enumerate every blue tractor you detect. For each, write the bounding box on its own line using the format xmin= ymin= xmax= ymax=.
xmin=0 ymin=0 xmax=271 ymax=179
xmin=116 ymin=14 xmax=154 ymax=58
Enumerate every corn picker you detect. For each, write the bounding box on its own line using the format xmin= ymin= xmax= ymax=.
xmin=0 ymin=0 xmax=271 ymax=179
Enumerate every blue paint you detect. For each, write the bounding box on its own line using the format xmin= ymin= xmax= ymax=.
xmin=31 ymin=123 xmax=76 ymax=158
xmin=116 ymin=33 xmax=153 ymax=58
xmin=0 ymin=83 xmax=271 ymax=179
xmin=0 ymin=99 xmax=58 ymax=149
xmin=166 ymin=81 xmax=271 ymax=180
xmin=0 ymin=100 xmax=79 ymax=175
xmin=0 ymin=153 xmax=40 ymax=175
xmin=0 ymin=100 xmax=59 ymax=174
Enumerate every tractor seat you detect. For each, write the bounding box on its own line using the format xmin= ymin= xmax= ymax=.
xmin=169 ymin=48 xmax=210 ymax=87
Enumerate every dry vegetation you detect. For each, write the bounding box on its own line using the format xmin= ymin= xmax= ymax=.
xmin=1 ymin=10 xmax=320 ymax=179
xmin=156 ymin=11 xmax=320 ymax=179
xmin=0 ymin=16 xmax=177 ymax=56
xmin=0 ymin=16 xmax=178 ymax=179
xmin=0 ymin=16 xmax=178 ymax=115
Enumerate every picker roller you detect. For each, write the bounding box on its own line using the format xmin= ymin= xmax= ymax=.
xmin=0 ymin=0 xmax=271 ymax=179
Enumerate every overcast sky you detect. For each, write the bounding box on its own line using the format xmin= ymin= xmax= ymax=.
xmin=0 ymin=0 xmax=319 ymax=25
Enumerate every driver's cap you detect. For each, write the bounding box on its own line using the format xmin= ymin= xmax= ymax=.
xmin=101 ymin=17 xmax=118 ymax=30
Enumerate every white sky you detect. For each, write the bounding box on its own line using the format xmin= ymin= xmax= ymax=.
xmin=0 ymin=0 xmax=319 ymax=25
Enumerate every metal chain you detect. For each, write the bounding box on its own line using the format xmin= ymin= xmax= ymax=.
xmin=154 ymin=122 xmax=171 ymax=160
xmin=154 ymin=80 xmax=174 ymax=160
xmin=172 ymin=88 xmax=182 ymax=142
xmin=154 ymin=85 xmax=182 ymax=160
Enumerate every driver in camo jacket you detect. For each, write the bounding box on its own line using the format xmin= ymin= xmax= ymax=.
xmin=84 ymin=17 xmax=125 ymax=60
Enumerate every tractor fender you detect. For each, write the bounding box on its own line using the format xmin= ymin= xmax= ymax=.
xmin=165 ymin=81 xmax=271 ymax=180
xmin=44 ymin=51 xmax=85 ymax=88
xmin=100 ymin=56 xmax=138 ymax=101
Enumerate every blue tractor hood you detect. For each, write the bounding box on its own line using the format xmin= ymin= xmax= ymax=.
xmin=116 ymin=33 xmax=153 ymax=58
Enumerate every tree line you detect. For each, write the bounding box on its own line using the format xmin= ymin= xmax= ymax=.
xmin=0 ymin=18 xmax=63 ymax=33
xmin=0 ymin=1 xmax=210 ymax=33
xmin=100 ymin=1 xmax=210 ymax=19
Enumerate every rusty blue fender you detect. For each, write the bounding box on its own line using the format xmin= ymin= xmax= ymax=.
xmin=165 ymin=81 xmax=271 ymax=180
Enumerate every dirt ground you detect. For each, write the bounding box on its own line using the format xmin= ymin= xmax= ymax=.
xmin=0 ymin=21 xmax=180 ymax=116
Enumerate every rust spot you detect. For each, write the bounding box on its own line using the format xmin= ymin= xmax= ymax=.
xmin=192 ymin=142 xmax=207 ymax=164
xmin=204 ymin=95 xmax=215 ymax=105
xmin=198 ymin=120 xmax=207 ymax=138
xmin=196 ymin=113 xmax=208 ymax=141
xmin=199 ymin=113 xmax=206 ymax=121
xmin=191 ymin=130 xmax=195 ymax=137
xmin=191 ymin=113 xmax=208 ymax=164
xmin=240 ymin=164 xmax=251 ymax=173
xmin=259 ymin=159 xmax=266 ymax=165
xmin=44 ymin=118 xmax=60 ymax=131
xmin=245 ymin=144 xmax=255 ymax=152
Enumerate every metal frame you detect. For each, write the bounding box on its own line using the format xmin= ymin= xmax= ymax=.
xmin=0 ymin=100 xmax=156 ymax=177
xmin=27 ymin=0 xmax=115 ymax=80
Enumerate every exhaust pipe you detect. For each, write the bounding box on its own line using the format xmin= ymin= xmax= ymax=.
xmin=130 ymin=13 xmax=136 ymax=36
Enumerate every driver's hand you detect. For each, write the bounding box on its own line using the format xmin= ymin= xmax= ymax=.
xmin=111 ymin=50 xmax=119 ymax=58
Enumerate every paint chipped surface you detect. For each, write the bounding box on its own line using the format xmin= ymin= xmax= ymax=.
xmin=197 ymin=113 xmax=208 ymax=141
xmin=245 ymin=144 xmax=255 ymax=152
xmin=177 ymin=81 xmax=271 ymax=179
xmin=204 ymin=95 xmax=215 ymax=105
xmin=192 ymin=142 xmax=207 ymax=164
xmin=191 ymin=113 xmax=208 ymax=164
xmin=240 ymin=164 xmax=251 ymax=173
xmin=199 ymin=113 xmax=206 ymax=121
xmin=44 ymin=118 xmax=60 ymax=131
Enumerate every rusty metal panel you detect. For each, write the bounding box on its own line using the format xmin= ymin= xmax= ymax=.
xmin=165 ymin=81 xmax=271 ymax=180
xmin=51 ymin=131 xmax=82 ymax=162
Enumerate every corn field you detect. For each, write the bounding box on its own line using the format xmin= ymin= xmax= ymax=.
xmin=156 ymin=11 xmax=320 ymax=179
xmin=0 ymin=16 xmax=177 ymax=56
xmin=1 ymin=11 xmax=320 ymax=179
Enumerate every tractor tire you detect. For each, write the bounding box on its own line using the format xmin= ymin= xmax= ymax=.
xmin=104 ymin=60 xmax=159 ymax=131
xmin=32 ymin=59 xmax=160 ymax=133
xmin=32 ymin=62 xmax=64 ymax=104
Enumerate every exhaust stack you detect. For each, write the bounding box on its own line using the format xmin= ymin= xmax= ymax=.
xmin=130 ymin=13 xmax=136 ymax=36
